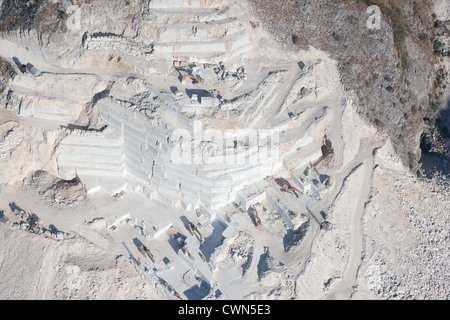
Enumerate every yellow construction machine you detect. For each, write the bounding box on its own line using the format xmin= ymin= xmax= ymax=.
xmin=183 ymin=74 xmax=204 ymax=85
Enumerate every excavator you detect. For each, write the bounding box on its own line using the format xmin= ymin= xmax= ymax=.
xmin=139 ymin=244 xmax=154 ymax=261
xmin=248 ymin=205 xmax=262 ymax=228
xmin=187 ymin=222 xmax=203 ymax=242
xmin=282 ymin=182 xmax=303 ymax=198
xmin=173 ymin=60 xmax=205 ymax=85
xmin=183 ymin=74 xmax=204 ymax=85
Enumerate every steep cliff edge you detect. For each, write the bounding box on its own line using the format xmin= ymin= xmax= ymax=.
xmin=247 ymin=0 xmax=449 ymax=173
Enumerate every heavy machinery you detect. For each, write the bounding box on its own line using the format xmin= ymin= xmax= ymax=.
xmin=320 ymin=219 xmax=331 ymax=231
xmin=248 ymin=205 xmax=262 ymax=228
xmin=14 ymin=209 xmax=30 ymax=222
xmin=187 ymin=222 xmax=203 ymax=242
xmin=182 ymin=247 xmax=195 ymax=261
xmin=174 ymin=291 xmax=182 ymax=300
xmin=139 ymin=244 xmax=154 ymax=260
xmin=29 ymin=219 xmax=43 ymax=234
xmin=282 ymin=183 xmax=303 ymax=197
xmin=183 ymin=74 xmax=204 ymax=85
xmin=173 ymin=60 xmax=205 ymax=85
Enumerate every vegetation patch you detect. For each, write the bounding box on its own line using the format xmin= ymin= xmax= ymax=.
xmin=0 ymin=0 xmax=66 ymax=34
xmin=430 ymin=68 xmax=448 ymax=113
xmin=0 ymin=57 xmax=16 ymax=94
xmin=362 ymin=0 xmax=409 ymax=69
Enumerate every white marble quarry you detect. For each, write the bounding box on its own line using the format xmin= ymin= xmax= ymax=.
xmin=0 ymin=130 xmax=22 ymax=162
xmin=47 ymin=0 xmax=325 ymax=226
xmin=149 ymin=0 xmax=206 ymax=9
xmin=108 ymin=213 xmax=173 ymax=240
xmin=82 ymin=33 xmax=154 ymax=59
xmin=4 ymin=0 xmax=436 ymax=302
xmin=144 ymin=0 xmax=251 ymax=64
xmin=18 ymin=98 xmax=77 ymax=123
xmin=6 ymin=73 xmax=106 ymax=124
xmin=56 ymin=74 xmax=323 ymax=217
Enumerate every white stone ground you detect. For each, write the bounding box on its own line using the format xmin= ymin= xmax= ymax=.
xmin=0 ymin=0 xmax=448 ymax=300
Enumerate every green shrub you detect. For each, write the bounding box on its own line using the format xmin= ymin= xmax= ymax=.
xmin=418 ymin=33 xmax=428 ymax=42
xmin=292 ymin=35 xmax=302 ymax=46
xmin=434 ymin=40 xmax=443 ymax=54
xmin=431 ymin=101 xmax=441 ymax=112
